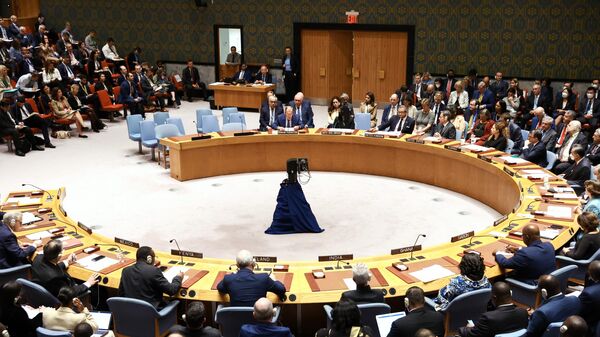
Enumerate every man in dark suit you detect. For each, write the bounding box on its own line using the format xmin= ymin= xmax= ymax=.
xmin=273 ymin=106 xmax=301 ymax=130
xmin=489 ymin=72 xmax=509 ymax=100
xmin=340 ymin=263 xmax=385 ymax=304
xmin=524 ymin=84 xmax=548 ymax=128
xmin=554 ymin=111 xmax=575 ymax=151
xmin=259 ymin=95 xmax=283 ymax=131
xmin=539 ymin=116 xmax=557 ymax=151
xmin=254 ymin=64 xmax=273 ymax=84
xmin=118 ymin=72 xmax=144 ymax=118
xmin=233 ymin=63 xmax=253 ymax=83
xmin=526 ymin=275 xmax=581 ymax=337
xmin=0 ymin=100 xmax=44 ymax=156
xmin=0 ymin=212 xmax=41 ymax=268
xmin=458 ymin=282 xmax=528 ymax=337
xmin=388 ymin=286 xmax=444 ymax=337
xmin=561 ymin=144 xmax=591 ymax=187
xmin=239 ymin=298 xmax=293 ymax=337
xmin=500 ymin=113 xmax=525 ymax=154
xmin=578 ymin=87 xmax=600 ymax=132
xmin=118 ymin=246 xmax=183 ymax=309
xmin=7 ymin=16 xmax=20 ymax=39
xmin=57 ymin=55 xmax=76 ymax=88
xmin=394 ymin=86 xmax=413 ymax=106
xmin=579 ymin=261 xmax=600 ymax=329
xmin=381 ymin=93 xmax=400 ymax=124
xmin=472 ymin=81 xmax=495 ymax=112
xmin=282 ymin=46 xmax=299 ymax=102
xmin=11 ymin=96 xmax=54 ymax=148
xmin=431 ymin=93 xmax=447 ymax=126
xmin=288 ymin=92 xmax=314 ymax=128
xmin=554 ymin=121 xmax=588 ymax=174
xmin=169 ymin=302 xmax=221 ymax=337
xmin=182 ymin=60 xmax=207 ymax=101
xmin=433 ymin=111 xmax=456 ymax=139
xmin=217 ymin=250 xmax=286 ymax=307
xmin=494 ymin=224 xmax=556 ymax=284
xmin=585 ymin=129 xmax=600 ymax=166
xmin=31 ymin=239 xmax=100 ymax=297
xmin=375 ymin=105 xmax=415 ymax=133
xmin=442 ymin=69 xmax=457 ymax=98
xmin=410 ymin=72 xmax=427 ymax=101
xmin=521 ymin=130 xmax=548 ymax=168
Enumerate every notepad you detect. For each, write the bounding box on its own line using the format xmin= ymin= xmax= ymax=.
xmin=500 ymin=156 xmax=528 ymax=164
xmin=22 ymin=212 xmax=41 ymax=225
xmin=461 ymin=144 xmax=491 ymax=152
xmin=343 ymin=278 xmax=356 ymax=290
xmin=409 ymin=264 xmax=455 ymax=283
xmin=162 ymin=266 xmax=189 ymax=283
xmin=422 ymin=136 xmax=441 ymax=142
xmin=77 ymin=254 xmax=119 ymax=272
xmin=552 ymin=193 xmax=578 ymax=199
xmin=540 ymin=229 xmax=560 ymax=240
xmin=25 ymin=230 xmax=53 ymax=240
xmin=546 ymin=205 xmax=573 ymax=219
xmin=376 ymin=312 xmax=406 ymax=337
xmin=21 ymin=305 xmax=41 ymax=319
xmin=90 ymin=312 xmax=112 ymax=329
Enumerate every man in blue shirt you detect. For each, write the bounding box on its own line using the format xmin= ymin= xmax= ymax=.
xmin=239 ymin=297 xmax=293 ymax=337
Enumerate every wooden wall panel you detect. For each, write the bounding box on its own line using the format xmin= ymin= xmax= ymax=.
xmin=352 ymin=32 xmax=384 ymax=105
xmin=301 ymin=30 xmax=329 ymax=100
xmin=327 ymin=31 xmax=353 ymax=100
xmin=379 ymin=32 xmax=408 ymax=99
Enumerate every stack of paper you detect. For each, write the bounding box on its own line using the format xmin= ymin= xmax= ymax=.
xmin=409 ymin=264 xmax=455 ymax=283
xmin=6 ymin=196 xmax=42 ymax=206
xmin=25 ymin=230 xmax=53 ymax=240
xmin=89 ymin=312 xmax=112 ymax=329
xmin=377 ymin=131 xmax=402 ymax=137
xmin=376 ymin=312 xmax=406 ymax=337
xmin=546 ymin=206 xmax=573 ymax=219
xmin=500 ymin=156 xmax=529 ymax=164
xmin=422 ymin=136 xmax=441 ymax=142
xmin=77 ymin=254 xmax=119 ymax=272
xmin=462 ymin=144 xmax=491 ymax=152
xmin=327 ymin=128 xmax=354 ymax=133
xmin=552 ymin=193 xmax=578 ymax=199
xmin=540 ymin=229 xmax=560 ymax=240
xmin=21 ymin=212 xmax=41 ymax=225
xmin=162 ymin=266 xmax=189 ymax=283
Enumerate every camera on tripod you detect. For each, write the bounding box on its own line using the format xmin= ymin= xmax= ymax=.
xmin=286 ymin=158 xmax=310 ymax=184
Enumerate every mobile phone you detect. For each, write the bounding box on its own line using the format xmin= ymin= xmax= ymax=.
xmin=92 ymin=255 xmax=105 ymax=262
xmin=393 ymin=263 xmax=408 ymax=271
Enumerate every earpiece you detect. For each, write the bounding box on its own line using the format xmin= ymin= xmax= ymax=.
xmin=541 ymin=288 xmax=548 ymax=299
xmin=404 ymin=298 xmax=410 ymax=310
xmin=560 ymin=325 xmax=568 ymax=334
xmin=146 ymin=255 xmax=153 ymax=264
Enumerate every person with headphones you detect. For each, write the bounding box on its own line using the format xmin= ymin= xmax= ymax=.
xmin=387 ymin=286 xmax=444 ymax=337
xmin=526 ymin=275 xmax=581 ymax=337
xmin=0 ymin=212 xmax=41 ymax=269
xmin=118 ymin=246 xmax=183 ymax=309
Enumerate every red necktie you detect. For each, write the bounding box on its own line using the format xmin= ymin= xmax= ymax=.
xmin=557 ymin=126 xmax=567 ymax=145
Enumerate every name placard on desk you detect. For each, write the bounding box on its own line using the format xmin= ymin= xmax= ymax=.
xmin=391 ymin=245 xmax=422 ymax=255
xmin=78 ymin=222 xmax=92 ymax=234
xmin=318 ymin=254 xmax=353 ymax=262
xmin=321 ymin=131 xmax=343 ymax=135
xmin=503 ymin=167 xmax=515 ymax=176
xmin=493 ymin=215 xmax=509 ymax=226
xmin=444 ymin=145 xmax=461 ymax=152
xmin=191 ymin=135 xmax=212 ymax=141
xmin=278 ymin=130 xmax=298 ymax=135
xmin=406 ymin=137 xmax=425 ymax=144
xmin=451 ymin=231 xmax=474 ymax=242
xmin=477 ymin=154 xmax=492 ymax=163
xmin=115 ymin=237 xmax=140 ymax=248
xmin=364 ymin=133 xmax=384 ymax=138
xmin=171 ymin=249 xmax=203 ymax=259
xmin=254 ymin=256 xmax=277 ymax=263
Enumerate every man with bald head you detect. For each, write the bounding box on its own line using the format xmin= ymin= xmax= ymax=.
xmin=217 ymin=250 xmax=286 ymax=307
xmin=526 ymin=275 xmax=581 ymax=337
xmin=579 ymin=261 xmax=600 ymax=329
xmin=287 ymin=92 xmax=314 ymax=128
xmin=554 ymin=120 xmax=588 ymax=174
xmin=259 ymin=94 xmax=283 ymax=131
xmin=560 ymin=316 xmax=588 ymax=337
xmin=239 ymin=298 xmax=293 ymax=337
xmin=494 ymin=224 xmax=555 ymax=284
xmin=381 ymin=93 xmax=400 ymax=124
xmin=458 ymin=282 xmax=528 ymax=337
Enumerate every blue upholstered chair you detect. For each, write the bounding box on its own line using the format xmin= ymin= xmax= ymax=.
xmin=222 ymin=107 xmax=238 ymax=124
xmin=16 ymin=278 xmax=60 ymax=308
xmin=155 ymin=124 xmax=182 ymax=168
xmin=506 ymin=139 xmax=515 ymax=153
xmin=324 ymin=303 xmax=391 ymax=337
xmin=126 ymin=114 xmax=144 ymax=153
xmin=215 ymin=306 xmax=255 ymax=337
xmin=140 ymin=120 xmax=159 ymax=160
xmin=542 ymin=322 xmax=563 ymax=337
xmin=556 ymin=249 xmax=600 ymax=284
xmin=546 ymin=151 xmax=557 ymax=170
xmin=166 ymin=117 xmax=185 ymax=135
xmin=441 ymin=288 xmax=492 ymax=333
xmin=153 ymin=111 xmax=170 ymax=126
xmin=228 ymin=112 xmax=246 ymax=126
xmin=495 ymin=329 xmax=527 ymax=337
xmin=107 ymin=297 xmax=179 ymax=337
xmin=36 ymin=327 xmax=71 ymax=337
xmin=195 ymin=108 xmax=212 ymax=132
xmin=222 ymin=122 xmax=245 ymax=132
xmin=0 ymin=264 xmax=30 ymax=286
xmin=456 ymin=129 xmax=464 ymax=140
xmin=506 ymin=265 xmax=577 ymax=308
xmin=354 ymin=113 xmax=371 ymax=130
xmin=521 ymin=130 xmax=530 ymax=142
xmin=202 ymin=115 xmax=221 ymax=133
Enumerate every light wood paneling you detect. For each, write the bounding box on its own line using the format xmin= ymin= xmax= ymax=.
xmin=352 ymin=31 xmax=381 ymax=103
xmin=327 ymin=31 xmax=353 ymax=99
xmin=301 ymin=30 xmax=329 ymax=99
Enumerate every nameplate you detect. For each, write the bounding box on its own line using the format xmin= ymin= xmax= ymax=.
xmin=444 ymin=145 xmax=461 ymax=152
xmin=279 ymin=131 xmax=298 ymax=135
xmin=451 ymin=231 xmax=475 ymax=242
xmin=503 ymin=167 xmax=515 ymax=176
xmin=477 ymin=154 xmax=492 ymax=163
xmin=321 ymin=131 xmax=342 ymax=135
xmin=191 ymin=135 xmax=212 ymax=141
xmin=406 ymin=138 xmax=425 ymax=144
xmin=171 ymin=249 xmax=203 ymax=259
xmin=115 ymin=237 xmax=140 ymax=248
xmin=234 ymin=131 xmax=257 ymax=137
xmin=254 ymin=256 xmax=277 ymax=263
xmin=77 ymin=221 xmax=93 ymax=234
xmin=391 ymin=245 xmax=422 ymax=255
xmin=364 ymin=133 xmax=384 ymax=138
xmin=318 ymin=254 xmax=353 ymax=262
xmin=493 ymin=215 xmax=508 ymax=226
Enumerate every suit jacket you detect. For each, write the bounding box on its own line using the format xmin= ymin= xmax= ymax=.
xmin=119 ymin=261 xmax=182 ymax=308
xmin=434 ymin=122 xmax=457 ymax=139
xmin=10 ymin=103 xmax=35 ymax=123
xmin=472 ymin=89 xmax=496 ymax=111
xmin=57 ymin=63 xmax=75 ymax=83
xmin=521 ymin=141 xmax=548 ymax=168
xmin=216 ymin=268 xmax=286 ymax=307
xmin=273 ymin=113 xmax=301 ymax=129
xmin=388 ymin=307 xmax=445 ymax=337
xmin=490 ymin=80 xmax=509 ymax=99
xmin=255 ymin=73 xmax=273 ymax=84
xmin=509 ymin=122 xmax=524 ymax=154
xmin=233 ymin=70 xmax=253 ymax=83
xmin=118 ymin=80 xmax=140 ymax=104
xmin=239 ymin=323 xmax=293 ymax=337
xmin=41 ymin=306 xmax=98 ymax=333
xmin=458 ymin=304 xmax=529 ymax=337
xmin=495 ymin=240 xmax=556 ymax=283
xmin=526 ymin=294 xmax=581 ymax=337
xmin=0 ymin=108 xmax=18 ymax=131
xmin=526 ymin=94 xmax=549 ymax=112
xmin=586 ymin=142 xmax=600 ymax=166
xmin=443 ymin=78 xmax=457 ymax=94
xmin=281 ymin=54 xmax=299 ymax=74
xmin=578 ymin=98 xmax=600 ymax=126
xmin=563 ymin=157 xmax=592 ymax=187
xmin=259 ymin=103 xmax=284 ymax=131
xmin=31 ymin=255 xmax=88 ymax=297
xmin=182 ymin=67 xmax=201 ymax=85
xmin=558 ymin=132 xmax=589 ymax=161
xmin=0 ymin=224 xmax=36 ymax=269
xmin=579 ymin=282 xmax=600 ymax=327
xmin=340 ymin=285 xmax=385 ymax=304
xmin=410 ymin=83 xmax=427 ymax=98
xmin=287 ymin=100 xmax=314 ymax=128
xmin=540 ymin=129 xmax=558 ymax=151
xmin=225 ymin=52 xmax=241 ymax=64
xmin=381 ymin=104 xmax=400 ymax=124
xmin=170 ymin=324 xmax=222 ymax=337
xmin=378 ymin=115 xmax=415 ymax=134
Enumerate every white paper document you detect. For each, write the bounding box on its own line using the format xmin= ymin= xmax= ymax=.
xmin=21 ymin=305 xmax=41 ymax=319
xmin=551 ymin=193 xmax=578 ymax=199
xmin=162 ymin=266 xmax=189 ymax=283
xmin=22 ymin=212 xmax=41 ymax=225
xmin=90 ymin=312 xmax=112 ymax=329
xmin=327 ymin=128 xmax=355 ymax=133
xmin=546 ymin=205 xmax=572 ymax=219
xmin=500 ymin=156 xmax=528 ymax=164
xmin=25 ymin=230 xmax=53 ymax=240
xmin=461 ymin=144 xmax=491 ymax=152
xmin=422 ymin=136 xmax=441 ymax=142
xmin=376 ymin=312 xmax=406 ymax=337
xmin=77 ymin=254 xmax=119 ymax=272
xmin=6 ymin=196 xmax=41 ymax=205
xmin=409 ymin=264 xmax=455 ymax=283
xmin=376 ymin=131 xmax=402 ymax=137
xmin=343 ymin=278 xmax=356 ymax=290
xmin=540 ymin=229 xmax=560 ymax=240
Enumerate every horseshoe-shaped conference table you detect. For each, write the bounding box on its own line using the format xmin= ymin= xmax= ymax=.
xmin=3 ymin=129 xmax=579 ymax=319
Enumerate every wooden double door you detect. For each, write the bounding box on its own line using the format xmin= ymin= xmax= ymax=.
xmin=301 ymin=29 xmax=409 ymax=105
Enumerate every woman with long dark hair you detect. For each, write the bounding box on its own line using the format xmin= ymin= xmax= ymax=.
xmin=0 ymin=281 xmax=40 ymax=337
xmin=315 ymin=299 xmax=374 ymax=337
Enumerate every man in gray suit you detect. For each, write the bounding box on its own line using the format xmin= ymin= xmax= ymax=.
xmin=540 ymin=116 xmax=558 ymax=151
xmin=433 ymin=111 xmax=456 ymax=139
xmin=225 ymin=46 xmax=241 ymax=65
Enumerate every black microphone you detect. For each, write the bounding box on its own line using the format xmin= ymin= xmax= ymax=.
xmin=525 ymin=199 xmax=541 ymax=211
xmin=50 ymin=218 xmax=78 ymax=235
xmin=94 ymin=243 xmax=123 ymax=254
xmin=468 ymin=235 xmax=499 ymax=245
xmin=410 ymin=234 xmax=427 ymax=260
xmin=335 ymin=259 xmax=350 ymax=270
xmin=21 ymin=183 xmax=52 ymax=201
xmin=169 ymin=239 xmax=184 ymax=265
xmin=228 ymin=264 xmax=237 ymax=271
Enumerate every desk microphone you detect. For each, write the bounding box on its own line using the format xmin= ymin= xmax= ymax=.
xmin=228 ymin=264 xmax=237 ymax=271
xmin=94 ymin=243 xmax=123 ymax=254
xmin=21 ymin=183 xmax=52 ymax=201
xmin=410 ymin=234 xmax=427 ymax=260
xmin=525 ymin=199 xmax=540 ymax=211
xmin=335 ymin=259 xmax=350 ymax=270
xmin=468 ymin=235 xmax=499 ymax=245
xmin=169 ymin=239 xmax=184 ymax=264
xmin=51 ymin=218 xmax=78 ymax=235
